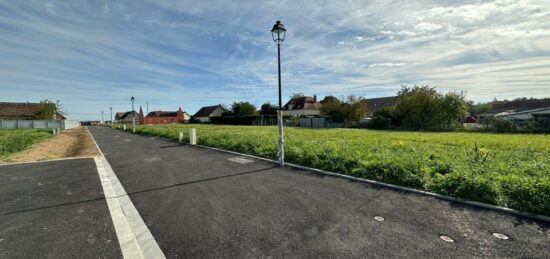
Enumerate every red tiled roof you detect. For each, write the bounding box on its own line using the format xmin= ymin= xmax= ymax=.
xmin=147 ymin=111 xmax=178 ymax=117
xmin=0 ymin=102 xmax=42 ymax=118
xmin=282 ymin=96 xmax=321 ymax=110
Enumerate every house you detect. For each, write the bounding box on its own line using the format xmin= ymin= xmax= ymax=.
xmin=115 ymin=110 xmax=139 ymax=123
xmin=489 ymin=98 xmax=550 ymax=114
xmin=282 ymin=96 xmax=321 ymax=117
xmin=496 ymin=107 xmax=550 ymax=126
xmin=138 ymin=106 xmax=187 ymax=124
xmin=193 ymin=105 xmax=227 ymax=122
xmin=0 ymin=102 xmax=65 ymax=120
xmin=114 ymin=112 xmax=125 ymax=121
xmin=360 ymin=96 xmax=397 ymax=116
xmin=478 ymin=98 xmax=550 ymax=123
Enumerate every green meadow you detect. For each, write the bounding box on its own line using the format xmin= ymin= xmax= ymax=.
xmin=0 ymin=129 xmax=53 ymax=161
xmin=122 ymin=124 xmax=550 ymax=216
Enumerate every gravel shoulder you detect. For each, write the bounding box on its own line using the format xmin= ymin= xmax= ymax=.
xmin=4 ymin=127 xmax=99 ymax=163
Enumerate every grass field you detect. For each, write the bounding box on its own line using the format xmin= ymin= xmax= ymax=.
xmin=121 ymin=124 xmax=550 ymax=216
xmin=0 ymin=129 xmax=53 ymax=161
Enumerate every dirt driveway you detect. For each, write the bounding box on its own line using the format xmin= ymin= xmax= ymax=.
xmin=6 ymin=127 xmax=99 ymax=163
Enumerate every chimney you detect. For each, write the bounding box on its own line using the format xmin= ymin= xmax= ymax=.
xmin=313 ymin=95 xmax=317 ymax=102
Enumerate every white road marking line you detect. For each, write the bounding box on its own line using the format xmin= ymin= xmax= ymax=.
xmin=88 ymin=128 xmax=165 ymax=259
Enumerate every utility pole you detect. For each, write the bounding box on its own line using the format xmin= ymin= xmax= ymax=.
xmin=146 ymin=101 xmax=149 ymax=115
xmin=101 ymin=110 xmax=104 ymax=124
xmin=110 ymin=107 xmax=113 ymax=125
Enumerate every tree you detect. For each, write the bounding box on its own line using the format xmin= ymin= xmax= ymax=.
xmin=320 ymin=95 xmax=339 ymax=104
xmin=341 ymin=95 xmax=367 ymax=127
xmin=227 ymin=101 xmax=257 ymax=116
xmin=320 ymin=96 xmax=344 ymax=122
xmin=259 ymin=103 xmax=278 ymax=115
xmin=320 ymin=95 xmax=366 ymax=127
xmin=34 ymin=99 xmax=66 ymax=119
xmin=289 ymin=92 xmax=304 ymax=99
xmin=392 ymin=85 xmax=467 ymax=129
xmin=467 ymin=101 xmax=492 ymax=116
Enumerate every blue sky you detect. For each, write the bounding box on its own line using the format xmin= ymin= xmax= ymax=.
xmin=1 ymin=0 xmax=549 ymax=120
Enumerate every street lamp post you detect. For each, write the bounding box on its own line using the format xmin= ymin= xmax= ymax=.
xmin=101 ymin=110 xmax=104 ymax=124
xmin=110 ymin=107 xmax=113 ymax=125
xmin=271 ymin=21 xmax=286 ymax=167
xmin=131 ymin=96 xmax=136 ymax=133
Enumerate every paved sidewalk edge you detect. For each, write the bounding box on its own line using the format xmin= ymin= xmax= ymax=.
xmin=113 ymin=127 xmax=550 ymax=223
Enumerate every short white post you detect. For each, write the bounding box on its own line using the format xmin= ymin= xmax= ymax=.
xmin=57 ymin=128 xmax=61 ymax=134
xmin=123 ymin=125 xmax=127 ymax=131
xmin=179 ymin=132 xmax=183 ymax=143
xmin=52 ymin=128 xmax=56 ymax=135
xmin=189 ymin=128 xmax=196 ymax=145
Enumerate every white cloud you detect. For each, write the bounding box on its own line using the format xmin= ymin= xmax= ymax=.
xmin=1 ymin=0 xmax=550 ymax=119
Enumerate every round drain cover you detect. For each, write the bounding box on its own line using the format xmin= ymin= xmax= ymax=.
xmin=374 ymin=216 xmax=385 ymax=222
xmin=492 ymin=233 xmax=509 ymax=240
xmin=440 ymin=235 xmax=454 ymax=242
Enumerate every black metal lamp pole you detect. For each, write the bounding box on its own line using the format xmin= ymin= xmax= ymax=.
xmin=131 ymin=96 xmax=135 ymax=133
xmin=271 ymin=21 xmax=286 ymax=167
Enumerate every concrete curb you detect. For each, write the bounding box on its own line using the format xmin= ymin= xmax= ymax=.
xmin=112 ymin=126 xmax=550 ymax=223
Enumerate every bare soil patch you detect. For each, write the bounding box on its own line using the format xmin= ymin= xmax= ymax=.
xmin=6 ymin=127 xmax=99 ymax=163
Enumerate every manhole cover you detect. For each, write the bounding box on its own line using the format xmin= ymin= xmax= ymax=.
xmin=374 ymin=216 xmax=385 ymax=222
xmin=228 ymin=157 xmax=254 ymax=164
xmin=492 ymin=233 xmax=509 ymax=240
xmin=440 ymin=235 xmax=454 ymax=242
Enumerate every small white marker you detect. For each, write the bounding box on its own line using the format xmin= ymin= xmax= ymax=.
xmin=492 ymin=233 xmax=509 ymax=240
xmin=374 ymin=216 xmax=385 ymax=222
xmin=440 ymin=235 xmax=454 ymax=242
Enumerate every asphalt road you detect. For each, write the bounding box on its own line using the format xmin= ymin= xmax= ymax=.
xmin=87 ymin=126 xmax=550 ymax=258
xmin=0 ymin=158 xmax=122 ymax=259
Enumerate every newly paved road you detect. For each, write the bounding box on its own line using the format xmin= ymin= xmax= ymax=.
xmin=88 ymin=126 xmax=550 ymax=258
xmin=0 ymin=158 xmax=122 ymax=259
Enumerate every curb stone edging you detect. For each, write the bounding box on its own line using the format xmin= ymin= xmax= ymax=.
xmin=111 ymin=126 xmax=550 ymax=223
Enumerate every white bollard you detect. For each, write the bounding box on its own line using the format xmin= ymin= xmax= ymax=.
xmin=123 ymin=125 xmax=127 ymax=131
xmin=57 ymin=128 xmax=61 ymax=134
xmin=189 ymin=128 xmax=196 ymax=145
xmin=52 ymin=128 xmax=56 ymax=135
xmin=179 ymin=132 xmax=183 ymax=143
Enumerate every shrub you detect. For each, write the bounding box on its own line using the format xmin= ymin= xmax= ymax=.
xmin=362 ymin=161 xmax=425 ymax=188
xmin=428 ymin=173 xmax=498 ymax=204
xmin=366 ymin=116 xmax=391 ymax=129
xmin=498 ymin=175 xmax=550 ymax=216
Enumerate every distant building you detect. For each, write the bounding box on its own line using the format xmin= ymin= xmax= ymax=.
xmin=282 ymin=96 xmax=321 ymax=117
xmin=115 ymin=110 xmax=139 ymax=123
xmin=0 ymin=102 xmax=65 ymax=120
xmin=496 ymin=107 xmax=550 ymax=126
xmin=193 ymin=105 xmax=227 ymax=122
xmin=489 ymin=98 xmax=550 ymax=114
xmin=478 ymin=98 xmax=550 ymax=123
xmin=138 ymin=106 xmax=186 ymax=124
xmin=360 ymin=96 xmax=397 ymax=116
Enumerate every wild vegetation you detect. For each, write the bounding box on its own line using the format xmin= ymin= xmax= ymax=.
xmin=0 ymin=129 xmax=53 ymax=160
xmin=120 ymin=124 xmax=550 ymax=216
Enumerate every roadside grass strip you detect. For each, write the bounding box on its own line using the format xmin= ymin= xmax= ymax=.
xmin=114 ymin=124 xmax=550 ymax=219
